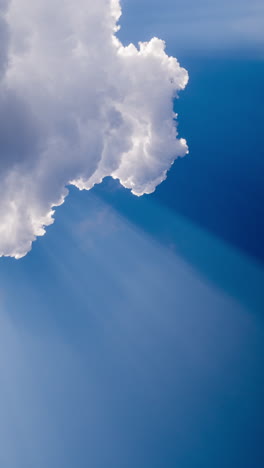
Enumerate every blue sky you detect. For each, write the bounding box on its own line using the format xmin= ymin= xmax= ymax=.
xmin=0 ymin=1 xmax=264 ymax=467
xmin=120 ymin=0 xmax=264 ymax=57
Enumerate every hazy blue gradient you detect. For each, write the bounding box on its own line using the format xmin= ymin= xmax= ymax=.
xmin=0 ymin=191 xmax=263 ymax=467
xmin=119 ymin=0 xmax=264 ymax=57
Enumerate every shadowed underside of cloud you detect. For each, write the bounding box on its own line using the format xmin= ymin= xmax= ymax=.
xmin=0 ymin=0 xmax=188 ymax=259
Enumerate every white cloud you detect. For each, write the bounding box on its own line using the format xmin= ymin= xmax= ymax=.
xmin=0 ymin=0 xmax=188 ymax=259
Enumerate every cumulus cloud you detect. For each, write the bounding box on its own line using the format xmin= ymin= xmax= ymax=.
xmin=0 ymin=0 xmax=188 ymax=258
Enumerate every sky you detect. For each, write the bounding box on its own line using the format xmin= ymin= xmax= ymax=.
xmin=0 ymin=1 xmax=264 ymax=467
xmin=119 ymin=0 xmax=264 ymax=57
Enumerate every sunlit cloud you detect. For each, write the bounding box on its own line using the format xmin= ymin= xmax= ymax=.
xmin=0 ymin=0 xmax=188 ymax=259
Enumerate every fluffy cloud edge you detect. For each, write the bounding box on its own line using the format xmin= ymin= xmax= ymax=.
xmin=0 ymin=0 xmax=188 ymax=259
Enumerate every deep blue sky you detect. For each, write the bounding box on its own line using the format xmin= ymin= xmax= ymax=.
xmin=0 ymin=1 xmax=264 ymax=467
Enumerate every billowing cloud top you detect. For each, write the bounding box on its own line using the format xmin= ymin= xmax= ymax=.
xmin=0 ymin=0 xmax=188 ymax=259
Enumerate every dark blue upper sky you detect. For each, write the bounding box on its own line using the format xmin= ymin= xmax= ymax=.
xmin=0 ymin=1 xmax=264 ymax=467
